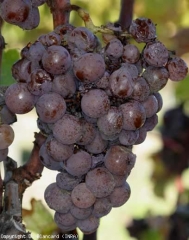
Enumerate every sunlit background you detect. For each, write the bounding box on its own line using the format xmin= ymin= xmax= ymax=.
xmin=1 ymin=0 xmax=189 ymax=239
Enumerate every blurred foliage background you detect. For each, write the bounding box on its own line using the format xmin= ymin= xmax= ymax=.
xmin=1 ymin=0 xmax=189 ymax=240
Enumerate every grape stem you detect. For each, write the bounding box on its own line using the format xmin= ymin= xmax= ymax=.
xmin=11 ymin=132 xmax=46 ymax=200
xmin=67 ymin=5 xmax=130 ymax=37
xmin=117 ymin=0 xmax=134 ymax=30
xmin=47 ymin=0 xmax=71 ymax=28
xmin=83 ymin=231 xmax=97 ymax=240
xmin=0 ymin=132 xmax=46 ymax=237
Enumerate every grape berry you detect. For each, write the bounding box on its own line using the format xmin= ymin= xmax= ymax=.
xmin=0 ymin=0 xmax=47 ymax=30
xmin=1 ymin=16 xmax=188 ymax=234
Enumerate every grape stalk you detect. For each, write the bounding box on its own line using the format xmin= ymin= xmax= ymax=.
xmin=0 ymin=0 xmax=188 ymax=239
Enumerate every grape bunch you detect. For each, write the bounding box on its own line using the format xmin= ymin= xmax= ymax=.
xmin=0 ymin=0 xmax=47 ymax=30
xmin=2 ymin=17 xmax=188 ymax=234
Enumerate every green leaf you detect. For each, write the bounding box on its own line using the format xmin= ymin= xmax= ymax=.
xmin=23 ymin=198 xmax=58 ymax=234
xmin=1 ymin=49 xmax=19 ymax=86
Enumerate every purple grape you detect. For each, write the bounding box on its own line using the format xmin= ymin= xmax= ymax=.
xmin=167 ymin=56 xmax=188 ymax=81
xmin=105 ymin=38 xmax=123 ymax=59
xmin=113 ymin=173 xmax=128 ymax=187
xmin=120 ymin=101 xmax=146 ymax=130
xmin=83 ymin=112 xmax=97 ymax=124
xmin=129 ymin=17 xmax=156 ymax=43
xmin=54 ymin=23 xmax=75 ymax=43
xmin=65 ymin=150 xmax=92 ymax=177
xmin=119 ymin=129 xmax=139 ymax=146
xmin=91 ymin=154 xmax=104 ymax=169
xmin=45 ymin=136 xmax=74 ymax=162
xmin=35 ymin=92 xmax=66 ymax=123
xmin=44 ymin=183 xmax=72 ymax=213
xmin=70 ymin=205 xmax=93 ymax=220
xmin=92 ymin=197 xmax=112 ymax=218
xmin=54 ymin=211 xmax=77 ymax=227
xmin=38 ymin=31 xmax=62 ymax=46
xmin=27 ymin=69 xmax=52 ymax=96
xmin=81 ymin=89 xmax=110 ymax=118
xmin=131 ymin=76 xmax=150 ymax=101
xmin=12 ymin=58 xmax=33 ymax=83
xmin=141 ymin=94 xmax=158 ymax=118
xmin=143 ymin=114 xmax=158 ymax=131
xmin=95 ymin=71 xmax=110 ymax=89
xmin=100 ymin=132 xmax=119 ymax=142
xmin=0 ymin=0 xmax=31 ymax=25
xmin=26 ymin=41 xmax=46 ymax=62
xmin=69 ymin=47 xmax=85 ymax=62
xmin=68 ymin=26 xmax=97 ymax=52
xmin=121 ymin=62 xmax=139 ymax=80
xmin=85 ymin=130 xmax=108 ymax=154
xmin=73 ymin=53 xmax=105 ymax=84
xmin=5 ymin=83 xmax=35 ymax=114
xmin=37 ymin=118 xmax=53 ymax=136
xmin=77 ymin=120 xmax=96 ymax=146
xmin=54 ymin=221 xmax=76 ymax=232
xmin=109 ymin=181 xmax=131 ymax=207
xmin=109 ymin=66 xmax=134 ymax=98
xmin=42 ymin=45 xmax=71 ymax=75
xmin=39 ymin=144 xmax=63 ymax=171
xmin=77 ymin=215 xmax=99 ymax=234
xmin=0 ymin=124 xmax=14 ymax=150
xmin=0 ymin=148 xmax=8 ymax=162
xmin=134 ymin=126 xmax=147 ymax=145
xmin=0 ymin=105 xmax=17 ymax=125
xmin=122 ymin=44 xmax=140 ymax=63
xmin=85 ymin=167 xmax=115 ymax=198
xmin=71 ymin=183 xmax=96 ymax=208
xmin=20 ymin=6 xmax=40 ymax=30
xmin=53 ymin=114 xmax=83 ymax=145
xmin=142 ymin=66 xmax=169 ymax=93
xmin=97 ymin=107 xmax=123 ymax=136
xmin=104 ymin=145 xmax=136 ymax=176
xmin=154 ymin=92 xmax=163 ymax=112
xmin=56 ymin=171 xmax=83 ymax=191
xmin=52 ymin=71 xmax=76 ymax=98
xmin=143 ymin=41 xmax=169 ymax=67
xmin=134 ymin=58 xmax=143 ymax=75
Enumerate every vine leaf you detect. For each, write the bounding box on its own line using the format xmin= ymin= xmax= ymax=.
xmin=1 ymin=49 xmax=19 ymax=86
xmin=22 ymin=198 xmax=58 ymax=235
